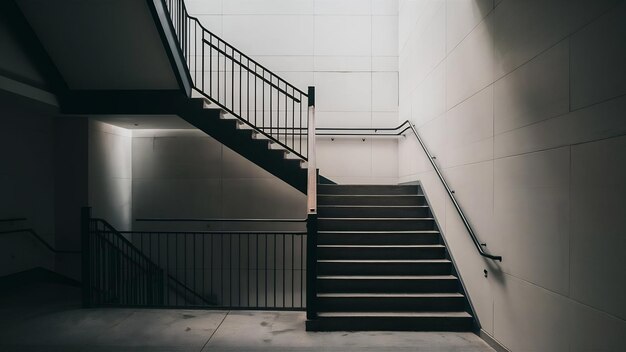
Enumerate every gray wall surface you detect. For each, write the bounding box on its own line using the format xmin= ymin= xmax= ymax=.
xmin=131 ymin=129 xmax=306 ymax=232
xmin=88 ymin=120 xmax=132 ymax=231
xmin=186 ymin=0 xmax=399 ymax=184
xmin=17 ymin=0 xmax=179 ymax=90
xmin=0 ymin=100 xmax=56 ymax=277
xmin=398 ymin=0 xmax=626 ymax=350
xmin=0 ymin=3 xmax=47 ymax=89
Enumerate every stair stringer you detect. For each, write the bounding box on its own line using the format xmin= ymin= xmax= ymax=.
xmin=413 ymin=180 xmax=481 ymax=333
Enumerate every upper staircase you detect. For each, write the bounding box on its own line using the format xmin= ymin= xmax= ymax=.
xmin=16 ymin=0 xmax=329 ymax=193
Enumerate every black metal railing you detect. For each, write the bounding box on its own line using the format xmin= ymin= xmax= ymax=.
xmin=120 ymin=230 xmax=307 ymax=310
xmin=83 ymin=211 xmax=308 ymax=310
xmin=133 ymin=217 xmax=307 ymax=309
xmin=0 ymin=228 xmax=80 ymax=255
xmin=162 ymin=0 xmax=309 ymax=159
xmin=85 ymin=217 xmax=165 ymax=307
xmin=0 ymin=218 xmax=80 ymax=255
xmin=314 ymin=121 xmax=502 ymax=262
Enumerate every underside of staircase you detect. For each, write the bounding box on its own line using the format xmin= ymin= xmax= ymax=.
xmin=63 ymin=89 xmax=333 ymax=193
xmin=306 ymin=184 xmax=476 ymax=332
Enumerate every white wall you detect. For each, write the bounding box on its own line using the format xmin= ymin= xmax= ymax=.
xmin=398 ymin=0 xmax=626 ymax=350
xmin=88 ymin=120 xmax=133 ymax=231
xmin=186 ymin=0 xmax=399 ymax=184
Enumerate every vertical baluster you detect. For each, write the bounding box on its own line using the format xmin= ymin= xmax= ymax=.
xmin=228 ymin=235 xmax=233 ymax=307
xmin=176 ymin=233 xmax=179 ymax=306
xmin=216 ymin=37 xmax=219 ymax=102
xmin=194 ymin=22 xmax=197 ymax=85
xmin=210 ymin=233 xmax=213 ymax=304
xmin=292 ymin=88 xmax=295 ymax=151
xmin=277 ymin=81 xmax=280 ymax=142
xmin=238 ymin=234 xmax=241 ymax=307
xmin=239 ymin=54 xmax=242 ymax=117
xmin=269 ymin=76 xmax=273 ymax=138
xmin=255 ymin=64 xmax=257 ymax=126
xmin=300 ymin=234 xmax=304 ymax=308
xmin=273 ymin=234 xmax=277 ymax=307
xmin=221 ymin=234 xmax=224 ymax=307
xmin=231 ymin=47 xmax=235 ymax=112
xmin=256 ymin=234 xmax=259 ymax=308
xmin=208 ymin=34 xmax=211 ymax=95
xmin=264 ymin=234 xmax=267 ymax=307
xmin=193 ymin=233 xmax=196 ymax=306
xmin=202 ymin=234 xmax=205 ymax=306
xmin=247 ymin=59 xmax=250 ymax=122
xmin=299 ymin=93 xmax=303 ymax=156
xmin=224 ymin=43 xmax=227 ymax=107
xmin=262 ymin=69 xmax=265 ymax=131
xmin=284 ymin=83 xmax=288 ymax=146
xmin=305 ymin=100 xmax=309 ymax=159
xmin=291 ymin=234 xmax=294 ymax=308
xmin=283 ymin=233 xmax=285 ymax=308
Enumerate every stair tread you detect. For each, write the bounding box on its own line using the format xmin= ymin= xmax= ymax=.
xmin=317 ymin=245 xmax=445 ymax=248
xmin=317 ymin=275 xmax=458 ymax=280
xmin=318 ymin=259 xmax=450 ymax=263
xmin=316 ymin=312 xmax=472 ymax=318
xmin=318 ymin=293 xmax=464 ymax=298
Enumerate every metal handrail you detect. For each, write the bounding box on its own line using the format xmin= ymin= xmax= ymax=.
xmin=120 ymin=231 xmax=307 ymax=235
xmin=0 ymin=218 xmax=27 ymax=222
xmin=90 ymin=218 xmax=213 ymax=306
xmin=308 ymin=120 xmax=502 ymax=262
xmin=0 ymin=228 xmax=80 ymax=254
xmin=135 ymin=218 xmax=306 ymax=223
xmin=161 ymin=0 xmax=310 ymax=160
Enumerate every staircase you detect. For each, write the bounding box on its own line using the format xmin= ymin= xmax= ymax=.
xmin=306 ymin=184 xmax=475 ymax=331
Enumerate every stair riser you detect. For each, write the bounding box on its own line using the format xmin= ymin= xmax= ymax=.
xmin=318 ymin=219 xmax=436 ymax=231
xmin=318 ymin=207 xmax=430 ymax=218
xmin=306 ymin=316 xmax=474 ymax=332
xmin=317 ymin=278 xmax=460 ymax=293
xmin=317 ymin=262 xmax=452 ymax=276
xmin=317 ymin=247 xmax=445 ymax=260
xmin=318 ymin=195 xmax=426 ymax=206
xmin=317 ymin=296 xmax=466 ymax=312
xmin=318 ymin=185 xmax=420 ymax=195
xmin=317 ymin=233 xmax=441 ymax=245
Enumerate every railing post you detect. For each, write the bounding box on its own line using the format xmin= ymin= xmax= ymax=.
xmin=306 ymin=212 xmax=318 ymax=319
xmin=306 ymin=86 xmax=317 ymax=319
xmin=307 ymin=86 xmax=316 ymax=214
xmin=81 ymin=206 xmax=92 ymax=308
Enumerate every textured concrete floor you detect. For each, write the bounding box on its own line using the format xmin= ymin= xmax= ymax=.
xmin=0 ymin=284 xmax=495 ymax=352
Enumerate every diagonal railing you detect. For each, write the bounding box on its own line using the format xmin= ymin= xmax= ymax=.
xmin=314 ymin=121 xmax=502 ymax=262
xmin=162 ymin=0 xmax=309 ymax=160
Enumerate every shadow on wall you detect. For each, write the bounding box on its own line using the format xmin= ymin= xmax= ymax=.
xmin=401 ymin=0 xmax=626 ymax=350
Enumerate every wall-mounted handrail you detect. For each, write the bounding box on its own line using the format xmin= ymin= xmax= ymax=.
xmin=0 ymin=218 xmax=27 ymax=222
xmin=0 ymin=228 xmax=81 ymax=254
xmin=121 ymin=231 xmax=307 ymax=235
xmin=309 ymin=120 xmax=502 ymax=262
xmin=135 ymin=218 xmax=306 ymax=223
